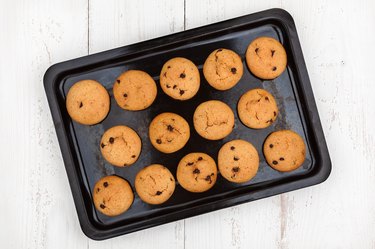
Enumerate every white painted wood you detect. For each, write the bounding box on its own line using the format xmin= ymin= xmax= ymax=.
xmin=1 ymin=0 xmax=375 ymax=248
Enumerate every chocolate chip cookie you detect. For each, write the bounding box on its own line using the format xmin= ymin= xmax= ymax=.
xmin=203 ymin=48 xmax=243 ymax=90
xmin=93 ymin=175 xmax=134 ymax=216
xmin=246 ymin=37 xmax=287 ymax=79
xmin=176 ymin=152 xmax=217 ymax=193
xmin=160 ymin=57 xmax=200 ymax=100
xmin=113 ymin=70 xmax=157 ymax=111
xmin=263 ymin=130 xmax=306 ymax=172
xmin=237 ymin=88 xmax=278 ymax=129
xmin=66 ymin=80 xmax=110 ymax=125
xmin=135 ymin=164 xmax=176 ymax=205
xmin=149 ymin=112 xmax=190 ymax=153
xmin=193 ymin=100 xmax=235 ymax=140
xmin=100 ymin=125 xmax=141 ymax=167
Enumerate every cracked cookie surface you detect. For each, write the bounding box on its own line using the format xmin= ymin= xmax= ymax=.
xmin=113 ymin=70 xmax=157 ymax=111
xmin=203 ymin=48 xmax=243 ymax=90
xmin=193 ymin=100 xmax=235 ymax=140
xmin=93 ymin=175 xmax=134 ymax=216
xmin=177 ymin=153 xmax=217 ymax=193
xmin=135 ymin=164 xmax=175 ymax=205
xmin=237 ymin=88 xmax=278 ymax=129
xmin=160 ymin=57 xmax=200 ymax=100
xmin=100 ymin=125 xmax=141 ymax=167
xmin=149 ymin=112 xmax=190 ymax=153
xmin=218 ymin=139 xmax=259 ymax=183
xmin=246 ymin=36 xmax=287 ymax=79
xmin=66 ymin=80 xmax=110 ymax=125
xmin=263 ymin=130 xmax=306 ymax=172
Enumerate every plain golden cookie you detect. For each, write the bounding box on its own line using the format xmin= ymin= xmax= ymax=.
xmin=100 ymin=125 xmax=141 ymax=167
xmin=160 ymin=57 xmax=200 ymax=100
xmin=135 ymin=164 xmax=176 ymax=205
xmin=113 ymin=70 xmax=157 ymax=111
xmin=66 ymin=80 xmax=110 ymax=125
xmin=93 ymin=175 xmax=134 ymax=216
xmin=203 ymin=48 xmax=243 ymax=90
xmin=149 ymin=112 xmax=190 ymax=153
xmin=177 ymin=152 xmax=217 ymax=193
xmin=237 ymin=88 xmax=278 ymax=129
xmin=246 ymin=37 xmax=287 ymax=79
xmin=193 ymin=100 xmax=235 ymax=140
xmin=263 ymin=130 xmax=306 ymax=172
xmin=218 ymin=139 xmax=259 ymax=183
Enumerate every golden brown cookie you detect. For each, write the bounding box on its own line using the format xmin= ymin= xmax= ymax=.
xmin=100 ymin=125 xmax=141 ymax=167
xmin=246 ymin=37 xmax=287 ymax=79
xmin=176 ymin=152 xmax=217 ymax=193
xmin=263 ymin=130 xmax=306 ymax=172
xmin=203 ymin=48 xmax=243 ymax=90
xmin=193 ymin=100 xmax=235 ymax=140
xmin=218 ymin=139 xmax=259 ymax=183
xmin=66 ymin=80 xmax=110 ymax=125
xmin=160 ymin=57 xmax=200 ymax=100
xmin=113 ymin=70 xmax=157 ymax=111
xmin=93 ymin=175 xmax=134 ymax=216
xmin=149 ymin=112 xmax=190 ymax=153
xmin=237 ymin=88 xmax=278 ymax=129
xmin=135 ymin=164 xmax=176 ymax=205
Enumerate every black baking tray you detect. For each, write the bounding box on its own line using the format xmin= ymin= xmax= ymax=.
xmin=44 ymin=8 xmax=331 ymax=240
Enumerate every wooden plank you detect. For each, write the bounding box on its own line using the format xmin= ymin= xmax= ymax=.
xmin=87 ymin=0 xmax=185 ymax=248
xmin=0 ymin=0 xmax=89 ymax=248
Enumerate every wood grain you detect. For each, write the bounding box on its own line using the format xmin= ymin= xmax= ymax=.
xmin=1 ymin=0 xmax=375 ymax=248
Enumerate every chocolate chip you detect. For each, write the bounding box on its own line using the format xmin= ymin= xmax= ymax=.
xmin=116 ymin=80 xmax=120 ymax=84
xmin=173 ymin=85 xmax=177 ymax=89
xmin=167 ymin=66 xmax=171 ymax=69
xmin=205 ymin=175 xmax=212 ymax=183
xmin=271 ymin=50 xmax=275 ymax=57
xmin=156 ymin=139 xmax=162 ymax=144
xmin=167 ymin=125 xmax=174 ymax=131
xmin=272 ymin=160 xmax=278 ymax=165
xmin=166 ymin=84 xmax=171 ymax=88
xmin=79 ymin=102 xmax=83 ymax=108
xmin=131 ymin=155 xmax=136 ymax=158
xmin=109 ymin=137 xmax=114 ymax=144
xmin=230 ymin=146 xmax=235 ymax=150
xmin=170 ymin=177 xmax=173 ymax=181
xmin=123 ymin=93 xmax=128 ymax=97
xmin=156 ymin=191 xmax=162 ymax=196
xmin=180 ymin=73 xmax=186 ymax=78
xmin=198 ymin=157 xmax=203 ymax=161
xmin=163 ymin=72 xmax=167 ymax=77
xmin=270 ymin=144 xmax=274 ymax=148
xmin=233 ymin=156 xmax=239 ymax=161
xmin=96 ymin=188 xmax=100 ymax=193
xmin=179 ymin=89 xmax=185 ymax=95
xmin=103 ymin=182 xmax=108 ymax=187
xmin=255 ymin=48 xmax=259 ymax=53
xmin=265 ymin=96 xmax=269 ymax=101
xmin=280 ymin=157 xmax=284 ymax=161
xmin=272 ymin=66 xmax=277 ymax=71
xmin=274 ymin=111 xmax=277 ymax=116
xmin=217 ymin=49 xmax=223 ymax=52
xmin=101 ymin=143 xmax=105 ymax=148
xmin=100 ymin=204 xmax=106 ymax=209
xmin=187 ymin=162 xmax=194 ymax=166
xmin=232 ymin=167 xmax=240 ymax=172
xmin=193 ymin=168 xmax=200 ymax=174
xmin=124 ymin=163 xmax=127 ymax=166
xmin=231 ymin=67 xmax=237 ymax=74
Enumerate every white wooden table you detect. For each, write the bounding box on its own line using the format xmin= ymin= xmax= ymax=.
xmin=1 ymin=0 xmax=375 ymax=248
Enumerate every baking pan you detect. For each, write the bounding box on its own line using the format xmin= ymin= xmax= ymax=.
xmin=44 ymin=8 xmax=331 ymax=240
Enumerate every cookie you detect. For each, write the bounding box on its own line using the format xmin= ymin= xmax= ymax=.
xmin=203 ymin=48 xmax=243 ymax=90
xmin=100 ymin=125 xmax=141 ymax=167
xmin=218 ymin=139 xmax=259 ymax=183
xmin=160 ymin=57 xmax=200 ymax=100
xmin=149 ymin=112 xmax=190 ymax=153
xmin=246 ymin=37 xmax=287 ymax=79
xmin=176 ymin=152 xmax=217 ymax=193
xmin=93 ymin=175 xmax=134 ymax=216
xmin=135 ymin=164 xmax=175 ymax=205
xmin=66 ymin=80 xmax=110 ymax=125
xmin=193 ymin=100 xmax=235 ymax=140
xmin=263 ymin=130 xmax=306 ymax=172
xmin=237 ymin=88 xmax=278 ymax=129
xmin=113 ymin=70 xmax=157 ymax=111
